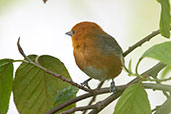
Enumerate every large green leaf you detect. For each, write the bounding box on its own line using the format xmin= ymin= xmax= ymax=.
xmin=160 ymin=0 xmax=170 ymax=38
xmin=114 ymin=83 xmax=151 ymax=114
xmin=0 ymin=59 xmax=13 ymax=114
xmin=13 ymin=55 xmax=76 ymax=114
xmin=142 ymin=42 xmax=171 ymax=66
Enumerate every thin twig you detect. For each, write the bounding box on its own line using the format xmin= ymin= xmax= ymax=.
xmin=45 ymin=93 xmax=94 ymax=114
xmin=17 ymin=37 xmax=33 ymax=63
xmin=88 ymin=92 xmax=122 ymax=114
xmin=148 ymin=77 xmax=171 ymax=82
xmin=59 ymin=105 xmax=96 ymax=114
xmin=88 ymin=82 xmax=171 ymax=114
xmin=17 ymin=38 xmax=93 ymax=93
xmin=57 ymin=82 xmax=171 ymax=114
xmin=123 ymin=29 xmax=160 ymax=57
xmin=46 ymin=82 xmax=171 ymax=114
xmin=82 ymin=81 xmax=105 ymax=114
xmin=88 ymin=81 xmax=105 ymax=105
xmin=153 ymin=77 xmax=170 ymax=98
xmin=38 ymin=68 xmax=93 ymax=93
xmin=45 ymin=85 xmax=126 ymax=114
xmin=142 ymin=83 xmax=171 ymax=92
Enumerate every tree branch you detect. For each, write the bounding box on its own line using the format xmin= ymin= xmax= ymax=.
xmin=45 ymin=85 xmax=127 ymax=114
xmin=46 ymin=62 xmax=166 ymax=114
xmin=82 ymin=81 xmax=105 ymax=114
xmin=143 ymin=83 xmax=171 ymax=92
xmin=46 ymin=70 xmax=169 ymax=114
xmin=88 ymin=92 xmax=122 ymax=114
xmin=123 ymin=29 xmax=160 ymax=57
xmin=59 ymin=105 xmax=97 ymax=114
xmin=88 ymin=83 xmax=171 ymax=114
xmin=88 ymin=62 xmax=166 ymax=114
xmin=56 ymin=83 xmax=171 ymax=114
xmin=148 ymin=77 xmax=171 ymax=82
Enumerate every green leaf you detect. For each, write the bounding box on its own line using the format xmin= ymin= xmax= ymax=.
xmin=114 ymin=83 xmax=151 ymax=114
xmin=161 ymin=65 xmax=171 ymax=78
xmin=141 ymin=42 xmax=171 ymax=66
xmin=160 ymin=0 xmax=170 ymax=38
xmin=13 ymin=55 xmax=74 ymax=114
xmin=0 ymin=59 xmax=14 ymax=114
xmin=55 ymin=86 xmax=78 ymax=105
xmin=154 ymin=96 xmax=171 ymax=114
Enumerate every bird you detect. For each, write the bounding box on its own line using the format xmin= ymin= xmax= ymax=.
xmin=66 ymin=21 xmax=124 ymax=92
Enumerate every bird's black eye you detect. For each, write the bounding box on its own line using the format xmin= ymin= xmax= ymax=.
xmin=72 ymin=30 xmax=75 ymax=35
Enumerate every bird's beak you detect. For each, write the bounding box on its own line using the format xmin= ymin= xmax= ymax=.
xmin=65 ymin=31 xmax=72 ymax=37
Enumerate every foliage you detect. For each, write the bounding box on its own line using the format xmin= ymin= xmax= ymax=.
xmin=12 ymin=55 xmax=76 ymax=114
xmin=0 ymin=59 xmax=13 ymax=114
xmin=55 ymin=86 xmax=78 ymax=105
xmin=141 ymin=42 xmax=171 ymax=66
xmin=0 ymin=0 xmax=170 ymax=114
xmin=159 ymin=0 xmax=170 ymax=38
xmin=114 ymin=83 xmax=151 ymax=114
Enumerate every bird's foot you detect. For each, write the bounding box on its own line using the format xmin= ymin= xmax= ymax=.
xmin=110 ymin=79 xmax=116 ymax=94
xmin=81 ymin=78 xmax=92 ymax=89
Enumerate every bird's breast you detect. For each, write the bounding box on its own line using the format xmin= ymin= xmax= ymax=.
xmin=73 ymin=40 xmax=122 ymax=80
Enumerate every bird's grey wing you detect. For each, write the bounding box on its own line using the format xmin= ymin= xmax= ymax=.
xmin=96 ymin=33 xmax=123 ymax=55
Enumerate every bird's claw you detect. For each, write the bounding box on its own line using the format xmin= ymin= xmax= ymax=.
xmin=81 ymin=78 xmax=92 ymax=89
xmin=110 ymin=80 xmax=116 ymax=94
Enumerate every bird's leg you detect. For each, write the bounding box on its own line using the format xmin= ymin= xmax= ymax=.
xmin=110 ymin=79 xmax=116 ymax=94
xmin=81 ymin=78 xmax=92 ymax=89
